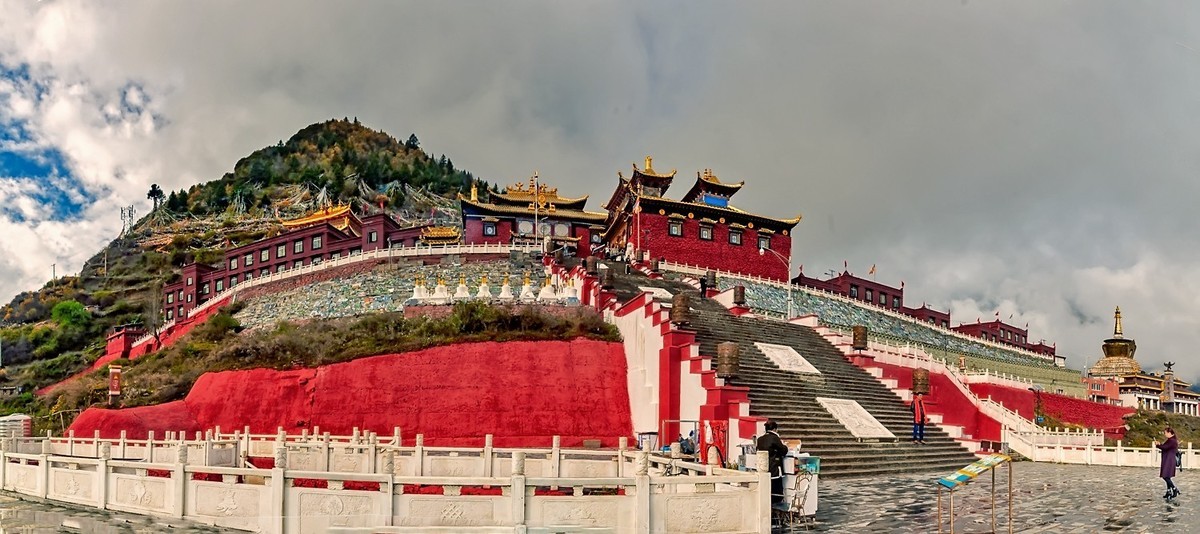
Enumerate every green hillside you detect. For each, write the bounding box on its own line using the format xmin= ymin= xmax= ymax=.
xmin=0 ymin=118 xmax=492 ymax=392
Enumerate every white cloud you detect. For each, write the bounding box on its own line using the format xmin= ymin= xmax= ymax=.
xmin=0 ymin=1 xmax=1199 ymax=382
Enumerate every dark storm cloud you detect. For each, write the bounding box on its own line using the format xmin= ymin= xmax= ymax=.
xmin=1 ymin=1 xmax=1199 ymax=379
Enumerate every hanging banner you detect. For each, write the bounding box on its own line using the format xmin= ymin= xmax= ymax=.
xmin=937 ymin=453 xmax=1010 ymax=489
xmin=108 ymin=365 xmax=122 ymax=397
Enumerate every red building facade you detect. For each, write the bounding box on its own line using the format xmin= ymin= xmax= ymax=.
xmin=458 ymin=177 xmax=607 ymax=253
xmin=162 ymin=206 xmax=447 ymax=321
xmin=952 ymin=320 xmax=1055 ymax=357
xmin=601 ymin=158 xmax=801 ymax=281
xmin=792 ymin=271 xmax=952 ymax=328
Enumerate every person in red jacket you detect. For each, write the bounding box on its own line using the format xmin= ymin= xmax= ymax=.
xmin=911 ymin=393 xmax=927 ymax=445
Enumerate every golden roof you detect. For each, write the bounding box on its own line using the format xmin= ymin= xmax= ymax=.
xmin=420 ymin=226 xmax=461 ymax=238
xmin=634 ymin=156 xmax=676 ymax=178
xmin=698 ymin=168 xmax=744 ymax=188
xmin=281 ymin=205 xmax=354 ymax=231
xmin=1090 ymin=306 xmax=1140 ymax=377
xmin=497 ymin=173 xmax=587 ymax=205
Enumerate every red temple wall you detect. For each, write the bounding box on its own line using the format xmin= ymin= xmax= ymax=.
xmin=69 ymin=339 xmax=633 ymax=447
xmin=635 ymin=214 xmax=792 ymax=280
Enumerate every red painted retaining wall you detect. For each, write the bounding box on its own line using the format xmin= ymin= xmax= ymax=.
xmin=870 ymin=361 xmax=1002 ymax=443
xmin=969 ymin=383 xmax=1133 ymax=437
xmin=69 ymin=339 xmax=632 ymax=447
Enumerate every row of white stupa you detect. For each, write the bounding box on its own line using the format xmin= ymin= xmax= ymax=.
xmin=405 ymin=272 xmax=580 ymax=305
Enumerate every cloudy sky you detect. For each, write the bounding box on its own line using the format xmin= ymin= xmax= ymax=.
xmin=1 ymin=1 xmax=1198 ymax=378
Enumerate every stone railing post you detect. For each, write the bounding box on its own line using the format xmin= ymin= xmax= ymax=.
xmin=617 ymin=437 xmax=628 ymax=477
xmin=635 ymin=450 xmax=650 ymax=532
xmin=483 ymin=435 xmax=494 ymax=477
xmin=37 ymin=437 xmax=50 ymax=499
xmin=270 ymin=444 xmax=287 ymax=534
xmin=415 ymin=434 xmax=425 ymax=476
xmin=550 ymin=436 xmax=562 ymax=480
xmin=382 ymin=450 xmax=396 ymax=476
xmin=511 ymin=451 xmax=527 ymax=528
xmin=367 ymin=433 xmax=378 ymax=473
xmin=172 ymin=440 xmax=187 ymax=518
xmin=756 ymin=451 xmax=771 ymax=533
xmin=97 ymin=441 xmax=111 ymax=510
xmin=1116 ymin=441 xmax=1124 ymax=467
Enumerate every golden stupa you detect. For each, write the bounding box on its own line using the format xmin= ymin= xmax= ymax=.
xmin=1088 ymin=306 xmax=1140 ymax=377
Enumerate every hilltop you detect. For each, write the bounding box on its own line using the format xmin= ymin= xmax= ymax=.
xmin=0 ymin=119 xmax=493 ymax=392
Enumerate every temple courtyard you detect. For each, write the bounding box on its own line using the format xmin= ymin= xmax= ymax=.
xmin=804 ymin=462 xmax=1196 ymax=533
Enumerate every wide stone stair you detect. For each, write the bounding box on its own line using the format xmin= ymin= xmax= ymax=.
xmin=686 ymin=308 xmax=980 ymax=478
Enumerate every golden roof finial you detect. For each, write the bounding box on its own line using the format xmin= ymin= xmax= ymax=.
xmin=470 ymin=182 xmax=478 ymax=202
xmin=645 ymin=156 xmax=654 ymax=174
xmin=1113 ymin=306 xmax=1124 ymax=338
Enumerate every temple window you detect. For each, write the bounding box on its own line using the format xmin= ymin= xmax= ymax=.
xmin=186 ymin=277 xmax=192 ymax=286
xmin=277 ymin=244 xmax=286 ymax=258
xmin=591 ymin=233 xmax=601 ymax=243
xmin=312 ymin=256 xmax=322 ymax=265
xmin=230 ymin=275 xmax=238 ymax=286
xmin=167 ymin=293 xmax=174 ymax=304
xmin=942 ymin=320 xmax=949 ymax=327
xmin=866 ymin=289 xmax=874 ymax=303
xmin=294 ymin=240 xmax=304 ymax=253
xmin=294 ymin=260 xmax=303 ymax=269
xmin=879 ymin=292 xmax=887 ymax=305
xmin=186 ymin=294 xmax=192 ymax=303
xmin=201 ymin=283 xmax=209 ymax=294
xmin=276 ymin=265 xmax=285 ymax=273
xmin=216 ymin=280 xmax=224 ymax=292
xmin=483 ymin=223 xmax=497 ymax=236
xmin=312 ymin=236 xmax=323 ymax=249
xmin=368 ymin=231 xmax=378 ymax=243
xmin=728 ymin=230 xmax=742 ymax=245
xmin=554 ymin=223 xmax=569 ymax=237
xmin=758 ymin=235 xmax=771 ymax=250
xmin=166 ymin=309 xmax=173 ymax=321
xmin=331 ymin=252 xmax=341 ymax=259
xmin=261 ymin=268 xmax=269 ymax=277
xmin=178 ymin=289 xmax=183 ymax=300
xmin=668 ymin=221 xmax=683 ymax=237
xmin=244 ymin=253 xmax=253 ymax=267
xmin=699 ymin=225 xmax=713 ymax=241
xmin=261 ymin=249 xmax=270 ymax=262
xmin=850 ymin=285 xmax=859 ymax=298
xmin=229 ymin=257 xmax=238 ymax=270
xmin=244 ymin=272 xmax=252 ymax=281
xmin=893 ymin=296 xmax=901 ymax=309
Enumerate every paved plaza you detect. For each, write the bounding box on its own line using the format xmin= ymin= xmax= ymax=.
xmin=799 ymin=461 xmax=1197 ymax=533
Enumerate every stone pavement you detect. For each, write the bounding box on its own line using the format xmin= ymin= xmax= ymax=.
xmin=792 ymin=461 xmax=1196 ymax=533
xmin=0 ymin=493 xmax=236 ymax=533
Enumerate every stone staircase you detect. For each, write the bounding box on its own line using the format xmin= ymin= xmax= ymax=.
xmin=685 ymin=309 xmax=980 ymax=478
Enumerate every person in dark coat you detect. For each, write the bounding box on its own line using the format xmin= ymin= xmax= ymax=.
xmin=1158 ymin=427 xmax=1180 ymax=500
xmin=756 ymin=420 xmax=789 ymax=505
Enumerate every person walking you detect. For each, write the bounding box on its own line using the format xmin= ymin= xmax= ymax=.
xmin=910 ymin=393 xmax=928 ymax=444
xmin=1158 ymin=427 xmax=1180 ymax=500
xmin=756 ymin=420 xmax=789 ymax=505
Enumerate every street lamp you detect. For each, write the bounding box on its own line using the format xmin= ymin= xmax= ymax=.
xmin=759 ymin=247 xmax=793 ymax=319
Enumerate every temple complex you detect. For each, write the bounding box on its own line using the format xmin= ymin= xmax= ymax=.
xmin=1087 ymin=307 xmax=1200 ymax=415
xmin=458 ymin=175 xmax=607 ymax=253
xmin=601 ymin=157 xmax=801 ymax=280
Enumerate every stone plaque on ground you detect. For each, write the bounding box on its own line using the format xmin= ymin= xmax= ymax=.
xmin=755 ymin=342 xmax=821 ymax=374
xmin=817 ymin=397 xmax=896 ymax=440
xmin=638 ymin=286 xmax=674 ymax=300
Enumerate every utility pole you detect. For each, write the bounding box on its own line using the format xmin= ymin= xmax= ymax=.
xmin=51 ymin=263 xmax=56 ymax=285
